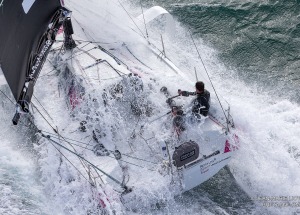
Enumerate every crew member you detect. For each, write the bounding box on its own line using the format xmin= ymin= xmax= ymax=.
xmin=178 ymin=81 xmax=210 ymax=117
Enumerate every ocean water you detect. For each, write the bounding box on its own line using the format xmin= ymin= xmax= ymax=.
xmin=136 ymin=0 xmax=300 ymax=103
xmin=1 ymin=0 xmax=300 ymax=214
xmin=0 ymin=87 xmax=51 ymax=215
xmin=129 ymin=0 xmax=300 ymax=214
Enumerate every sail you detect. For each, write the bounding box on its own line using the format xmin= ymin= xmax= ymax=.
xmin=0 ymin=0 xmax=67 ymax=102
xmin=0 ymin=0 xmax=72 ymax=124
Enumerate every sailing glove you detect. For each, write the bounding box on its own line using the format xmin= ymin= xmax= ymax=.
xmin=180 ymin=91 xmax=190 ymax=97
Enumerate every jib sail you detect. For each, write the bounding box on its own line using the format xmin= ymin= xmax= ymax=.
xmin=0 ymin=0 xmax=72 ymax=124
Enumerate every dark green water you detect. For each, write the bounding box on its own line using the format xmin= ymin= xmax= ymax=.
xmin=128 ymin=1 xmax=300 ymax=214
xmin=137 ymin=0 xmax=300 ymax=103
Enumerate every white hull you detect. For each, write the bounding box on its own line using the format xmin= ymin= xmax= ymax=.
xmin=48 ymin=28 xmax=238 ymax=196
xmin=181 ymin=150 xmax=234 ymax=192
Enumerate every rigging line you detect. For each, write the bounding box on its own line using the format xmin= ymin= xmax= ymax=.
xmin=56 ymin=39 xmax=120 ymax=45
xmin=59 ymin=141 xmax=102 ymax=189
xmin=117 ymin=0 xmax=146 ymax=39
xmin=123 ymin=44 xmax=153 ymax=70
xmin=106 ymin=154 xmax=155 ymax=171
xmin=208 ymin=114 xmax=226 ymax=130
xmin=43 ymin=106 xmax=104 ymax=183
xmin=95 ymin=44 xmax=128 ymax=67
xmin=0 ymin=89 xmax=15 ymax=105
xmin=109 ymin=0 xmax=146 ymax=26
xmin=48 ymin=48 xmax=61 ymax=55
xmin=72 ymin=15 xmax=130 ymax=68
xmin=52 ymin=122 xmax=96 ymax=178
xmin=31 ymin=103 xmax=58 ymax=133
xmin=100 ymin=61 xmax=124 ymax=76
xmin=76 ymin=45 xmax=97 ymax=60
xmin=32 ymin=95 xmax=53 ymax=121
xmin=96 ymin=58 xmax=101 ymax=85
xmin=194 ymin=67 xmax=199 ymax=82
xmin=76 ymin=45 xmax=98 ymax=60
xmin=50 ymin=135 xmax=94 ymax=151
xmin=28 ymin=95 xmax=93 ymax=179
xmin=31 ymin=103 xmax=89 ymax=175
xmin=42 ymin=131 xmax=152 ymax=171
xmin=95 ymin=5 xmax=146 ymax=38
xmin=65 ymin=47 xmax=97 ymax=61
xmin=75 ymin=46 xmax=100 ymax=63
xmin=74 ymin=57 xmax=93 ymax=87
xmin=189 ymin=30 xmax=229 ymax=124
xmin=140 ymin=0 xmax=149 ymax=39
xmin=138 ymin=133 xmax=155 ymax=154
xmin=122 ymin=154 xmax=158 ymax=165
xmin=41 ymin=133 xmax=126 ymax=188
xmin=76 ymin=41 xmax=92 ymax=50
xmin=49 ymin=41 xmax=64 ymax=53
xmin=46 ymin=127 xmax=156 ymax=170
xmin=40 ymin=129 xmax=157 ymax=170
xmin=49 ymin=45 xmax=64 ymax=53
xmin=46 ymin=57 xmax=61 ymax=72
xmin=22 ymin=119 xmax=98 ymax=185
xmin=41 ymin=130 xmax=95 ymax=146
xmin=119 ymin=159 xmax=154 ymax=171
xmin=43 ymin=130 xmax=158 ymax=166
xmin=39 ymin=67 xmax=57 ymax=77
xmin=72 ymin=6 xmax=144 ymax=39
xmin=40 ymin=57 xmax=64 ymax=78
xmin=46 ymin=138 xmax=95 ymax=186
xmin=99 ymin=76 xmax=126 ymax=81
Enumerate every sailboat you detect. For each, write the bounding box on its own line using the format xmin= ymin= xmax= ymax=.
xmin=0 ymin=0 xmax=239 ymax=212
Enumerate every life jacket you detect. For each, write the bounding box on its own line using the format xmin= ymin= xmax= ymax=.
xmin=192 ymin=90 xmax=210 ymax=116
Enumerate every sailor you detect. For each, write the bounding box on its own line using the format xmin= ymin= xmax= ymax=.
xmin=178 ymin=81 xmax=210 ymax=118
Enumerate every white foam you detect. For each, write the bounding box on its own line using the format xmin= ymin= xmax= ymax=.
xmin=2 ymin=0 xmax=299 ymax=214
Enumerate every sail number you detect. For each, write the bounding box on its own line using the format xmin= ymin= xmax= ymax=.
xmin=22 ymin=0 xmax=36 ymax=14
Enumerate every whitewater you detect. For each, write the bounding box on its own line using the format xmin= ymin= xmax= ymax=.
xmin=0 ymin=0 xmax=300 ymax=214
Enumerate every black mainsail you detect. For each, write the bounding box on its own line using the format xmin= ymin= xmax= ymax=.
xmin=0 ymin=0 xmax=73 ymax=124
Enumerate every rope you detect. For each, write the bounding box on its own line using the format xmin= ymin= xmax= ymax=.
xmin=46 ymin=138 xmax=94 ymax=186
xmin=32 ymin=102 xmax=95 ymax=181
xmin=117 ymin=0 xmax=146 ymax=39
xmin=32 ymin=95 xmax=53 ymax=120
xmin=41 ymin=130 xmax=95 ymax=146
xmin=50 ymin=135 xmax=93 ymax=151
xmin=107 ymin=153 xmax=155 ymax=171
xmin=189 ymin=30 xmax=229 ymax=129
xmin=31 ymin=103 xmax=57 ymax=133
xmin=39 ymin=56 xmax=64 ymax=78
xmin=140 ymin=0 xmax=149 ymax=39
xmin=0 ymin=89 xmax=15 ymax=105
xmin=42 ymin=130 xmax=157 ymax=169
xmin=65 ymin=47 xmax=97 ymax=61
xmin=41 ymin=132 xmax=126 ymax=188
xmin=56 ymin=39 xmax=120 ymax=45
xmin=124 ymin=44 xmax=152 ymax=70
xmin=122 ymin=154 xmax=158 ymax=165
xmin=72 ymin=16 xmax=128 ymax=67
xmin=39 ymin=67 xmax=58 ymax=78
xmin=0 ymin=90 xmax=99 ymax=187
xmin=74 ymin=4 xmax=145 ymax=39
xmin=47 ymin=136 xmax=101 ymax=187
xmin=76 ymin=43 xmax=107 ymax=62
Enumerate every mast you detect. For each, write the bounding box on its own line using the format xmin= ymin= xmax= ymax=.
xmin=0 ymin=0 xmax=76 ymax=125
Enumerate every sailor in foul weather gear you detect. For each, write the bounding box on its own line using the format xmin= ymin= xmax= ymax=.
xmin=178 ymin=81 xmax=210 ymax=117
